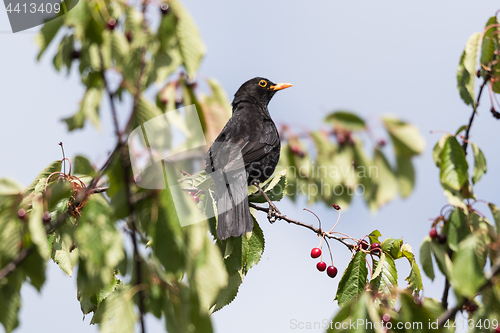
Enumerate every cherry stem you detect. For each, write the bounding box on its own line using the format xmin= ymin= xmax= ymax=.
xmin=59 ymin=142 xmax=66 ymax=174
xmin=304 ymin=208 xmax=322 ymax=231
xmin=323 ymin=236 xmax=334 ymax=266
xmin=329 ymin=209 xmax=342 ymax=233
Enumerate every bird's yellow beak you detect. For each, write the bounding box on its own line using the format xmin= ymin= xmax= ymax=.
xmin=270 ymin=83 xmax=293 ymax=91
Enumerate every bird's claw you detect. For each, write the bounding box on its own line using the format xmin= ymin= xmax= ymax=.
xmin=267 ymin=203 xmax=281 ymax=224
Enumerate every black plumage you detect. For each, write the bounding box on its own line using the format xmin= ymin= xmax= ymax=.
xmin=205 ymin=77 xmax=292 ymax=240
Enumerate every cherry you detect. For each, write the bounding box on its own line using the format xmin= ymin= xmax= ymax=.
xmin=495 ymin=326 xmax=500 ymax=333
xmin=71 ymin=49 xmax=81 ymax=59
xmin=378 ymin=139 xmax=386 ymax=147
xmin=438 ymin=234 xmax=447 ymax=244
xmin=371 ymin=243 xmax=381 ymax=253
xmin=106 ymin=18 xmax=117 ymax=30
xmin=358 ymin=240 xmax=369 ymax=250
xmin=310 ymin=248 xmax=321 ymax=259
xmin=42 ymin=211 xmax=51 ymax=224
xmin=466 ymin=302 xmax=477 ymax=313
xmin=429 ymin=228 xmax=438 ymax=239
xmin=17 ymin=208 xmax=26 ymax=220
xmin=491 ymin=107 xmax=500 ymax=119
xmin=382 ymin=313 xmax=391 ymax=323
xmin=332 ymin=204 xmax=341 ymax=210
xmin=125 ymin=31 xmax=133 ymax=43
xmin=191 ymin=195 xmax=200 ymax=204
xmin=326 ymin=266 xmax=338 ymax=278
xmin=160 ymin=3 xmax=170 ymax=15
xmin=290 ymin=145 xmax=304 ymax=157
xmin=316 ymin=261 xmax=327 ymax=271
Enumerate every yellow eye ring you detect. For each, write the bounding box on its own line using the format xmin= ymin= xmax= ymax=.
xmin=258 ymin=80 xmax=267 ymax=87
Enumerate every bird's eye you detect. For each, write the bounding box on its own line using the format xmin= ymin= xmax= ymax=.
xmin=258 ymin=80 xmax=267 ymax=87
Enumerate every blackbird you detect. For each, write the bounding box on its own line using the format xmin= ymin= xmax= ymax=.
xmin=205 ymin=77 xmax=292 ymax=240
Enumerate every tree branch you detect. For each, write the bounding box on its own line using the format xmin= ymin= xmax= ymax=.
xmin=249 ymin=202 xmax=355 ymax=250
xmin=462 ymin=79 xmax=488 ymax=155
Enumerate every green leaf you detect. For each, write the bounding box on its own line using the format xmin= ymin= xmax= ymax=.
xmin=181 ymin=222 xmax=228 ymax=314
xmin=324 ymin=111 xmax=366 ymax=131
xmin=370 ymin=253 xmax=397 ymax=304
xmin=154 ymin=189 xmax=184 ymax=274
xmin=51 ymin=233 xmax=73 ymax=276
xmin=245 ymin=216 xmax=265 ymax=270
xmin=396 ymin=155 xmax=415 ymax=198
xmin=335 ymin=251 xmax=368 ymax=308
xmin=368 ymin=230 xmax=381 ymax=245
xmin=439 ymin=136 xmax=468 ymax=191
xmin=126 ymin=96 xmax=163 ymax=133
xmin=35 ymin=17 xmax=64 ymax=60
xmin=471 ymin=143 xmax=486 ymax=184
xmin=29 ymin=196 xmax=50 ymax=260
xmin=93 ymin=285 xmax=137 ymax=333
xmin=451 ymin=234 xmax=487 ymax=298
xmin=406 ymin=259 xmax=423 ymax=293
xmin=457 ymin=32 xmax=480 ymax=106
xmin=24 ymin=161 xmax=61 ymax=195
xmin=158 ymin=13 xmax=177 ymax=51
xmin=430 ymin=241 xmax=453 ymax=279
xmin=169 ymin=0 xmax=206 ymax=77
xmin=73 ymin=155 xmax=96 ymax=177
xmin=432 ymin=134 xmax=450 ymax=167
xmin=419 ymin=236 xmax=435 ymax=280
xmin=21 ymin=250 xmax=46 ymax=292
xmin=488 ymin=203 xmax=500 ymax=233
xmin=0 ymin=178 xmax=23 ymax=205
xmin=212 ymin=271 xmax=243 ymax=312
xmin=382 ymin=117 xmax=425 ymax=157
xmin=109 ymin=30 xmax=130 ymax=65
xmin=443 ymin=208 xmax=470 ymax=251
xmin=75 ymin=197 xmax=125 ymax=294
xmin=0 ymin=283 xmax=21 ymax=333
xmin=63 ymin=87 xmax=103 ymax=131
xmin=373 ymin=148 xmax=398 ymax=207
xmin=381 ymin=238 xmax=403 ymax=259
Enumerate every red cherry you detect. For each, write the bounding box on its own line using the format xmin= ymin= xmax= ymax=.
xmin=332 ymin=204 xmax=341 ymax=210
xmin=358 ymin=240 xmax=369 ymax=250
xmin=378 ymin=139 xmax=387 ymax=147
xmin=191 ymin=195 xmax=200 ymax=204
xmin=316 ymin=261 xmax=327 ymax=271
xmin=125 ymin=31 xmax=133 ymax=43
xmin=495 ymin=325 xmax=500 ymax=333
xmin=466 ymin=302 xmax=477 ymax=313
xmin=106 ymin=18 xmax=116 ymax=30
xmin=17 ymin=208 xmax=26 ymax=220
xmin=326 ymin=266 xmax=338 ymax=278
xmin=310 ymin=248 xmax=321 ymax=259
xmin=438 ymin=234 xmax=447 ymax=244
xmin=429 ymin=228 xmax=438 ymax=239
xmin=42 ymin=212 xmax=51 ymax=224
xmin=371 ymin=243 xmax=381 ymax=253
xmin=382 ymin=313 xmax=391 ymax=323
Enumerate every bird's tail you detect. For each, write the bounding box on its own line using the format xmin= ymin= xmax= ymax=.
xmin=215 ymin=177 xmax=253 ymax=240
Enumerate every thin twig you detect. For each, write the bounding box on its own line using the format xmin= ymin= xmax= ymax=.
xmin=249 ymin=202 xmax=355 ymax=250
xmin=462 ymin=80 xmax=488 ymax=154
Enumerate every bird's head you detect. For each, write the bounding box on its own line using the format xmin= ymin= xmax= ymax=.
xmin=232 ymin=77 xmax=292 ymax=108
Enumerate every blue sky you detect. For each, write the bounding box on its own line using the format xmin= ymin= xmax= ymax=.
xmin=1 ymin=1 xmax=500 ymax=332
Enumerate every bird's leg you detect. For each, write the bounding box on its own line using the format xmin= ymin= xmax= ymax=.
xmin=252 ymin=180 xmax=281 ymax=223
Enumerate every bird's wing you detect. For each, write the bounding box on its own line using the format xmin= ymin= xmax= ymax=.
xmin=206 ymin=138 xmax=277 ymax=174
